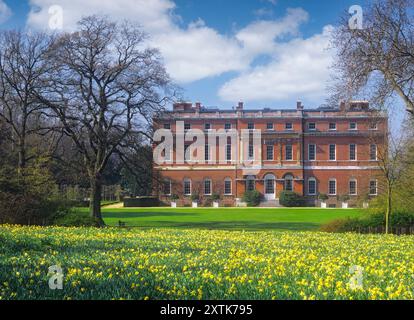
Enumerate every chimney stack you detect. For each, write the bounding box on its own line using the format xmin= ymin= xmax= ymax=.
xmin=195 ymin=102 xmax=202 ymax=111
xmin=237 ymin=101 xmax=244 ymax=111
xmin=297 ymin=100 xmax=304 ymax=111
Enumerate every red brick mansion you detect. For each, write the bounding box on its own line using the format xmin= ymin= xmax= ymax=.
xmin=153 ymin=101 xmax=387 ymax=207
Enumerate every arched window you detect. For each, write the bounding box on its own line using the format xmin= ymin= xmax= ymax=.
xmin=183 ymin=179 xmax=191 ymax=196
xmin=224 ymin=178 xmax=232 ymax=195
xmin=308 ymin=178 xmax=317 ymax=195
xmin=284 ymin=174 xmax=294 ymax=191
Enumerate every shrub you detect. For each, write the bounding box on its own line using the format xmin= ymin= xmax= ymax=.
xmin=0 ymin=163 xmax=71 ymax=225
xmin=320 ymin=211 xmax=414 ymax=233
xmin=190 ymin=194 xmax=200 ymax=202
xmin=123 ymin=197 xmax=159 ymax=207
xmin=170 ymin=194 xmax=179 ymax=201
xmin=279 ymin=191 xmax=305 ymax=207
xmin=211 ymin=193 xmax=221 ymax=201
xmin=53 ymin=210 xmax=101 ymax=227
xmin=203 ymin=197 xmax=213 ymax=207
xmin=338 ymin=195 xmax=351 ymax=202
xmin=320 ymin=218 xmax=362 ymax=233
xmin=318 ymin=193 xmax=329 ymax=201
xmin=242 ymin=191 xmax=262 ymax=207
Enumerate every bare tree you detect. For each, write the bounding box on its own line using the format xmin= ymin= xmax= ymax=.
xmin=0 ymin=31 xmax=53 ymax=173
xmin=37 ymin=16 xmax=175 ymax=225
xmin=372 ymin=120 xmax=408 ymax=233
xmin=331 ymin=0 xmax=414 ymax=115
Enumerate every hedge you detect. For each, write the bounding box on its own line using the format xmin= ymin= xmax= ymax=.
xmin=279 ymin=191 xmax=305 ymax=207
xmin=123 ymin=197 xmax=160 ymax=207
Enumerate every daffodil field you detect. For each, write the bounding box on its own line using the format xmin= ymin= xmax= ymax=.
xmin=1 ymin=225 xmax=414 ymax=300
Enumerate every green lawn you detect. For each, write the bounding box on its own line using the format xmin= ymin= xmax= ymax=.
xmin=87 ymin=207 xmax=365 ymax=231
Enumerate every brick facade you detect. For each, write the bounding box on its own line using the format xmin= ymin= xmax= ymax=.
xmin=153 ymin=101 xmax=387 ymax=207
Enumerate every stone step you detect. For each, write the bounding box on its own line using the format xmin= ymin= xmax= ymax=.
xmin=259 ymin=200 xmax=282 ymax=208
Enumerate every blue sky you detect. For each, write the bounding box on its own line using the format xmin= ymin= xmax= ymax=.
xmin=0 ymin=0 xmax=406 ymax=127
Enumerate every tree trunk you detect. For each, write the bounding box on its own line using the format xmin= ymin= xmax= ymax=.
xmin=89 ymin=175 xmax=105 ymax=227
xmin=17 ymin=135 xmax=26 ymax=175
xmin=385 ymin=185 xmax=392 ymax=235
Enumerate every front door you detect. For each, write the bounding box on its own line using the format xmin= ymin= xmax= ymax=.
xmin=265 ymin=178 xmax=275 ymax=200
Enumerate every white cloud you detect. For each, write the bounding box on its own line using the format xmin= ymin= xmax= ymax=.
xmin=27 ymin=0 xmax=175 ymax=33
xmin=155 ymin=26 xmax=247 ymax=83
xmin=219 ymin=26 xmax=334 ymax=102
xmin=236 ymin=8 xmax=309 ymax=56
xmin=26 ymin=0 xmax=315 ymax=86
xmin=0 ymin=0 xmax=12 ymax=24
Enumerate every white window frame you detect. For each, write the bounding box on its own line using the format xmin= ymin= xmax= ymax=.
xmin=369 ymin=180 xmax=378 ymax=195
xmin=226 ymin=144 xmax=232 ymax=161
xmin=349 ymin=179 xmax=357 ymax=195
xmin=370 ymin=144 xmax=378 ymax=161
xmin=308 ymin=178 xmax=317 ymax=196
xmin=308 ymin=123 xmax=316 ymax=131
xmin=248 ymin=144 xmax=254 ymax=160
xmin=246 ymin=176 xmax=255 ymax=192
xmin=183 ymin=179 xmax=192 ymax=196
xmin=266 ymin=145 xmax=274 ymax=161
xmin=349 ymin=144 xmax=357 ymax=161
xmin=225 ymin=123 xmax=232 ymax=130
xmin=285 ymin=144 xmax=293 ymax=161
xmin=284 ymin=175 xmax=294 ymax=192
xmin=329 ymin=122 xmax=337 ymax=131
xmin=267 ymin=123 xmax=274 ymax=130
xmin=204 ymin=123 xmax=212 ymax=131
xmin=163 ymin=179 xmax=172 ymax=196
xmin=329 ymin=144 xmax=336 ymax=161
xmin=349 ymin=122 xmax=358 ymax=130
xmin=285 ymin=123 xmax=293 ymax=131
xmin=308 ymin=144 xmax=316 ymax=161
xmin=204 ymin=179 xmax=212 ymax=195
xmin=204 ymin=144 xmax=210 ymax=161
xmin=328 ymin=179 xmax=337 ymax=196
xmin=248 ymin=122 xmax=255 ymax=130
xmin=224 ymin=178 xmax=232 ymax=195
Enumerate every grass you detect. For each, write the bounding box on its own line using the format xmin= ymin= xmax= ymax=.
xmin=1 ymin=225 xmax=413 ymax=300
xmin=92 ymin=207 xmax=365 ymax=231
